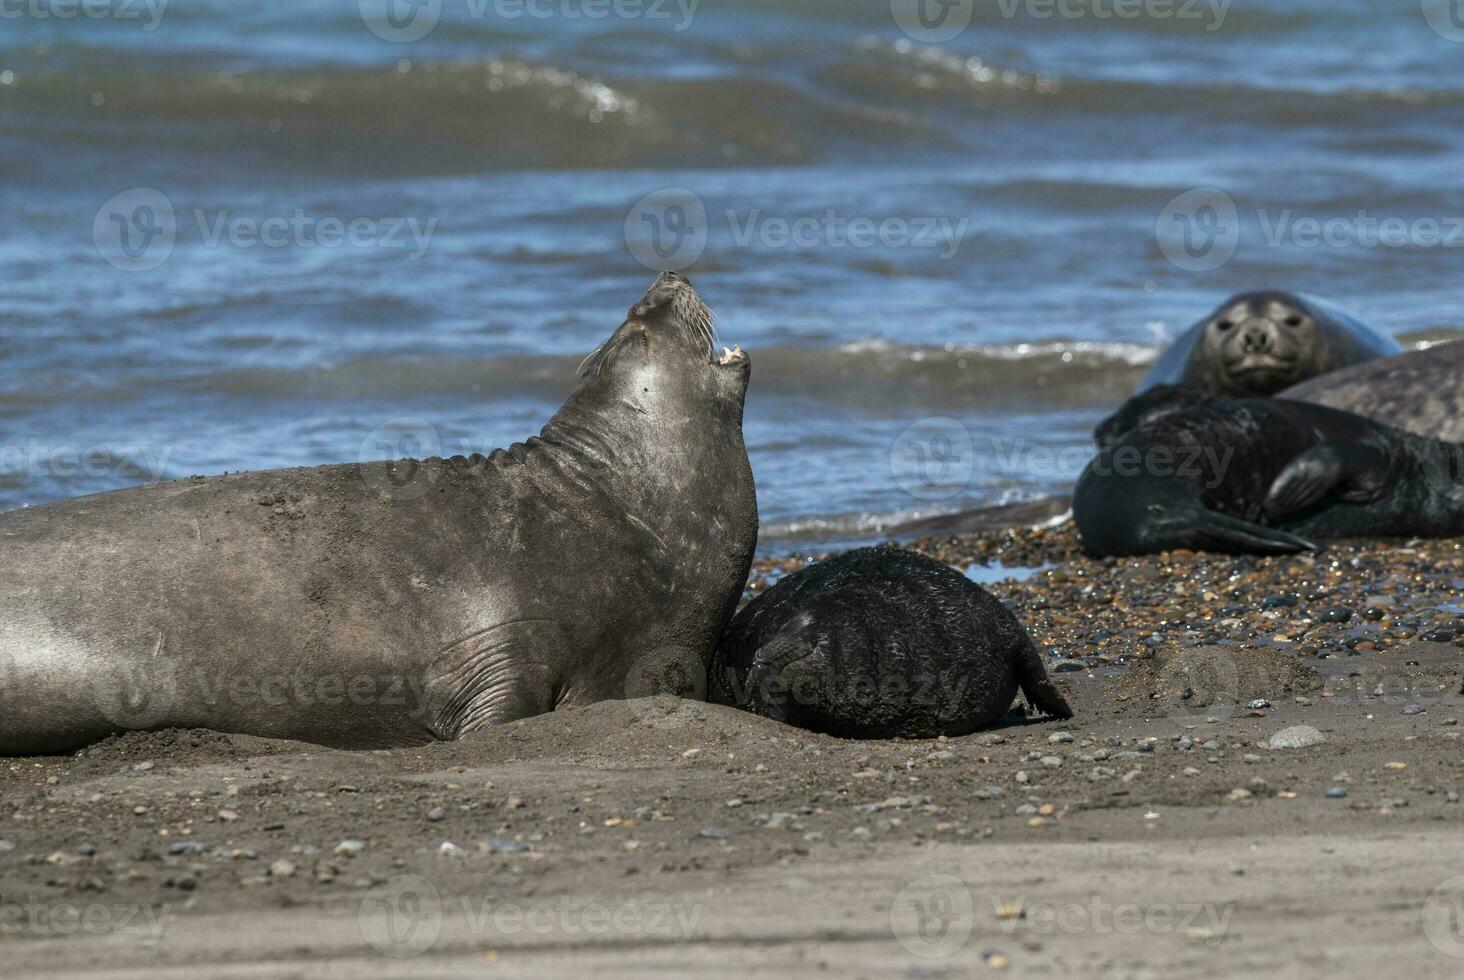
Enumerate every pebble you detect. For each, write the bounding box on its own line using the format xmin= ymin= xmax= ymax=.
xmin=1052 ymin=660 xmax=1087 ymax=673
xmin=1247 ymin=699 xmax=1272 ymax=710
xmin=1326 ymin=787 xmax=1347 ymax=799
xmin=1403 ymin=704 xmax=1426 ymax=716
xmin=481 ymin=837 xmax=529 ymax=854
xmin=269 ymin=859 xmax=297 ymax=878
xmin=698 ymin=828 xmax=730 ymax=840
xmin=132 ymin=761 xmax=155 ymax=772
xmin=1048 ymin=732 xmax=1075 ymax=744
xmin=425 ymin=807 xmax=445 ymax=823
xmin=334 ymin=840 xmax=367 ymax=857
xmin=1320 ymin=607 xmax=1354 ymax=624
xmin=1015 ymin=804 xmax=1038 ymax=816
xmin=0 ymin=840 xmax=14 ymax=853
xmin=1268 ymin=726 xmax=1325 ymax=750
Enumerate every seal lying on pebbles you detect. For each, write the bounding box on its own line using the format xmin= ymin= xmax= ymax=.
xmin=1138 ymin=291 xmax=1400 ymax=397
xmin=710 ymin=548 xmax=1073 ymax=739
xmin=0 ymin=272 xmax=759 ymax=754
xmin=1281 ymin=340 xmax=1464 ymax=441
xmin=1076 ymin=385 xmax=1464 ymax=557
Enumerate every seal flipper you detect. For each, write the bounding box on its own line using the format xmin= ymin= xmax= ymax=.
xmin=1013 ymin=636 xmax=1073 ymax=720
xmin=1263 ymin=441 xmax=1390 ymax=520
xmin=1190 ymin=509 xmax=1318 ymax=555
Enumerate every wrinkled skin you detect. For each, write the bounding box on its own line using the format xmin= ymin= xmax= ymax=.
xmin=711 ymin=548 xmax=1072 ymax=739
xmin=1077 ymin=385 xmax=1464 ymax=557
xmin=1282 ymin=340 xmax=1464 ymax=441
xmin=1138 ymin=291 xmax=1401 ymax=397
xmin=0 ymin=273 xmax=758 ymax=754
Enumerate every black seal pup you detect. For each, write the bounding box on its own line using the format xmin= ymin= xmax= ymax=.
xmin=710 ymin=548 xmax=1073 ymax=739
xmin=1282 ymin=340 xmax=1464 ymax=441
xmin=0 ymin=272 xmax=758 ymax=754
xmin=1138 ymin=291 xmax=1400 ymax=397
xmin=1076 ymin=385 xmax=1464 ymax=557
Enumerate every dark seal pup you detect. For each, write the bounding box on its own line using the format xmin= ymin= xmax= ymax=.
xmin=1076 ymin=385 xmax=1464 ymax=557
xmin=1138 ymin=291 xmax=1401 ymax=397
xmin=0 ymin=272 xmax=758 ymax=754
xmin=710 ymin=548 xmax=1073 ymax=739
xmin=1282 ymin=340 xmax=1464 ymax=441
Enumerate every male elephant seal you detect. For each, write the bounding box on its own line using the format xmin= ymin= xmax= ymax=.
xmin=1281 ymin=340 xmax=1464 ymax=441
xmin=1138 ymin=291 xmax=1401 ymax=397
xmin=710 ymin=548 xmax=1073 ymax=739
xmin=1076 ymin=385 xmax=1464 ymax=557
xmin=0 ymin=272 xmax=759 ymax=754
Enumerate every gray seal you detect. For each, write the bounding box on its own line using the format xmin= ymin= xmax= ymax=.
xmin=710 ymin=548 xmax=1073 ymax=739
xmin=1281 ymin=340 xmax=1464 ymax=441
xmin=0 ymin=272 xmax=758 ymax=754
xmin=1077 ymin=385 xmax=1464 ymax=557
xmin=1138 ymin=291 xmax=1401 ymax=397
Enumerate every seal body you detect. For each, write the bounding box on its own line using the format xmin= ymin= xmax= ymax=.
xmin=1282 ymin=340 xmax=1464 ymax=441
xmin=1076 ymin=385 xmax=1464 ymax=557
xmin=0 ymin=273 xmax=758 ymax=754
xmin=1138 ymin=291 xmax=1401 ymax=397
xmin=710 ymin=548 xmax=1073 ymax=739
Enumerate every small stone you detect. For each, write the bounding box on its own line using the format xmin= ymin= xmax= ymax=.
xmin=1403 ymin=704 xmax=1426 ymax=716
xmin=1052 ymin=660 xmax=1087 ymax=673
xmin=1182 ymin=767 xmax=1201 ymax=777
xmin=1048 ymin=732 xmax=1075 ymax=744
xmin=438 ymin=841 xmax=461 ymax=855
xmin=334 ymin=840 xmax=366 ymax=857
xmin=269 ymin=859 xmax=297 ymax=878
xmin=481 ymin=837 xmax=529 ymax=854
xmin=1326 ymin=787 xmax=1347 ymax=799
xmin=681 ymin=748 xmax=701 ymax=758
xmin=1320 ymin=607 xmax=1354 ymax=624
xmin=1268 ymin=725 xmax=1325 ymax=750
xmin=132 ymin=761 xmax=155 ymax=772
xmin=217 ymin=809 xmax=239 ymax=822
xmin=1226 ymin=788 xmax=1253 ymax=802
xmin=0 ymin=840 xmax=15 ymax=853
xmin=426 ymin=807 xmax=445 ymax=823
xmin=1384 ymin=762 xmax=1408 ymax=770
xmin=697 ymin=828 xmax=730 ymax=840
xmin=1015 ymin=804 xmax=1039 ymax=816
xmin=1247 ymin=699 xmax=1272 ymax=710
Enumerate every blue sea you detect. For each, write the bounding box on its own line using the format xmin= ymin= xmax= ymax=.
xmin=2 ymin=0 xmax=1462 ymax=550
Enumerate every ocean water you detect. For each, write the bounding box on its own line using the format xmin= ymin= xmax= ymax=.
xmin=2 ymin=0 xmax=1462 ymax=550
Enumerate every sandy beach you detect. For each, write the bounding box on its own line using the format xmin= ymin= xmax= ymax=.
xmin=4 ymin=524 xmax=1463 ymax=977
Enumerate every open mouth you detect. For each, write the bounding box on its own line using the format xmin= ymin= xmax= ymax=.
xmin=1231 ymin=356 xmax=1293 ymax=375
xmin=718 ymin=345 xmax=747 ymax=367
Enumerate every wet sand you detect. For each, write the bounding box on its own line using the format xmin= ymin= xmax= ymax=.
xmin=4 ymin=524 xmax=1464 ymax=977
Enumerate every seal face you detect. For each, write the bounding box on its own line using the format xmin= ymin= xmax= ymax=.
xmin=1076 ymin=385 xmax=1464 ymax=557
xmin=0 ymin=272 xmax=759 ymax=754
xmin=1138 ymin=291 xmax=1402 ymax=397
xmin=710 ymin=548 xmax=1073 ymax=739
xmin=1282 ymin=340 xmax=1464 ymax=442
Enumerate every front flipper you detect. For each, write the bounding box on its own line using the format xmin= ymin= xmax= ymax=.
xmin=1191 ymin=510 xmax=1319 ymax=555
xmin=1263 ymin=441 xmax=1390 ymax=520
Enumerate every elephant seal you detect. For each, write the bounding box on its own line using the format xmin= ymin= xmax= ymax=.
xmin=710 ymin=548 xmax=1073 ymax=739
xmin=0 ymin=272 xmax=758 ymax=754
xmin=1076 ymin=385 xmax=1464 ymax=557
xmin=1281 ymin=340 xmax=1464 ymax=441
xmin=1137 ymin=291 xmax=1401 ymax=397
